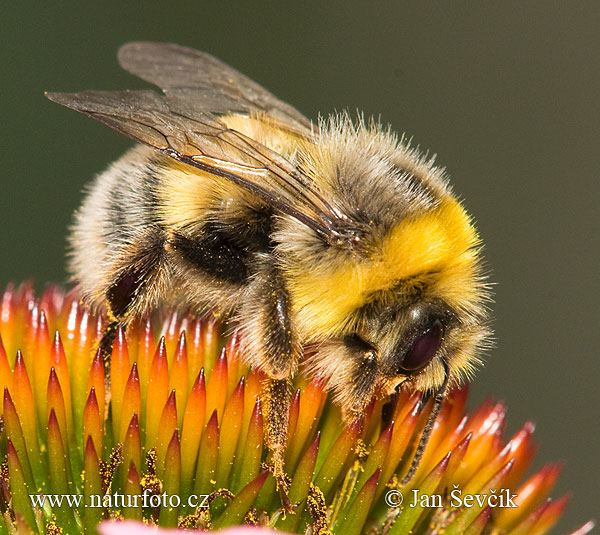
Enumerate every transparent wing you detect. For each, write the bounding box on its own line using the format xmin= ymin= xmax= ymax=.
xmin=117 ymin=41 xmax=312 ymax=137
xmin=46 ymin=42 xmax=351 ymax=242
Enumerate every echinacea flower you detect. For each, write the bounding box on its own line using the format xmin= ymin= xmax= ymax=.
xmin=0 ymin=283 xmax=593 ymax=535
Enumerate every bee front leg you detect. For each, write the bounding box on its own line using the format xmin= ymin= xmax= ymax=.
xmin=238 ymin=258 xmax=300 ymax=508
xmin=96 ymin=232 xmax=169 ymax=408
xmin=264 ymin=377 xmax=292 ymax=478
xmin=97 ymin=319 xmax=122 ymax=378
xmin=98 ymin=265 xmax=149 ymax=376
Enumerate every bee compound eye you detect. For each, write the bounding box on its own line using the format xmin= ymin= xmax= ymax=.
xmin=398 ymin=319 xmax=444 ymax=374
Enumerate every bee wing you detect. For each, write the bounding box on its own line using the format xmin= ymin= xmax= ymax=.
xmin=117 ymin=41 xmax=312 ymax=137
xmin=46 ymin=43 xmax=349 ymax=242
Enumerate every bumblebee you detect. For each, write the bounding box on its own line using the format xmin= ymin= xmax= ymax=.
xmin=47 ymin=42 xmax=489 ymax=484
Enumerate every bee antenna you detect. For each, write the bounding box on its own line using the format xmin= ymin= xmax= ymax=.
xmin=401 ymin=359 xmax=450 ymax=486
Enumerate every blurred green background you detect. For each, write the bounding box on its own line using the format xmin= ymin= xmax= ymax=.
xmin=3 ymin=2 xmax=598 ymax=530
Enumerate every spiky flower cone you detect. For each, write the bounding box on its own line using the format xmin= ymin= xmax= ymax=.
xmin=0 ymin=283 xmax=593 ymax=535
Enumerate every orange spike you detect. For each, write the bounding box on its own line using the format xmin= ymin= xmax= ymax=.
xmin=47 ymin=367 xmax=68 ymax=452
xmin=33 ymin=310 xmax=52 ymax=425
xmin=285 ymin=415 xmax=316 ymax=506
xmin=495 ymin=462 xmax=562 ymax=530
xmin=468 ymin=401 xmax=507 ymax=440
xmin=432 ymin=414 xmax=469 ymax=462
xmin=161 ymin=311 xmax=182 ymax=358
xmin=0 ymin=285 xmax=17 ymax=356
xmin=180 ymin=369 xmax=206 ymax=490
xmin=124 ymin=461 xmax=142 ymax=520
xmin=122 ymin=413 xmax=142 ymax=481
xmin=194 ymin=409 xmax=219 ymax=496
xmin=87 ymin=349 xmax=105 ymax=422
xmin=447 ymin=459 xmax=515 ymax=534
xmin=110 ymin=326 xmax=130 ymax=441
xmin=165 ymin=428 xmax=181 ymax=466
xmin=145 ymin=337 xmax=170 ymax=449
xmin=46 ymin=408 xmax=70 ymax=498
xmin=355 ymin=420 xmax=392 ymax=495
xmin=314 ymin=419 xmax=362 ymax=499
xmin=508 ymin=498 xmax=552 ymax=535
xmin=83 ymin=432 xmax=99 ymax=468
xmin=124 ymin=320 xmax=141 ymax=362
xmin=93 ymin=315 xmax=105 ymax=344
xmin=50 ymin=331 xmax=73 ymax=434
xmin=244 ymin=368 xmax=264 ymax=423
xmin=465 ymin=421 xmax=535 ymax=496
xmin=3 ymin=387 xmax=36 ymax=491
xmin=530 ymin=494 xmax=570 ymax=534
xmin=409 ymin=411 xmax=469 ymax=489
xmin=215 ymin=377 xmax=245 ymax=488
xmin=74 ymin=309 xmax=94 ymax=361
xmin=11 ymin=352 xmax=37 ymax=448
xmin=464 ymin=506 xmax=492 ymax=535
xmin=0 ymin=335 xmax=13 ymax=407
xmin=83 ymin=434 xmax=103 ymax=527
xmin=63 ymin=300 xmax=94 ymax=384
xmin=135 ymin=319 xmax=155 ymax=414
xmin=286 ymin=376 xmax=326 ymax=469
xmin=361 ymin=396 xmax=381 ymax=441
xmin=406 ymin=395 xmax=463 ymax=485
xmin=446 ymin=385 xmax=470 ymax=427
xmin=40 ymin=286 xmax=66 ymax=327
xmin=391 ymin=389 xmax=418 ymax=423
xmin=202 ymin=316 xmax=220 ymax=372
xmin=225 ymin=333 xmax=241 ymax=396
xmin=456 ymin=402 xmax=506 ymax=483
xmin=170 ymin=331 xmax=189 ymax=427
xmin=206 ymin=348 xmax=228 ymax=421
xmin=83 ymin=387 xmax=102 ymax=458
xmin=502 ymin=422 xmax=537 ymax=489
xmin=61 ymin=299 xmax=80 ymax=354
xmin=22 ymin=300 xmax=39 ymax=365
xmin=120 ymin=363 xmax=141 ymax=443
xmin=59 ymin=305 xmax=94 ymax=422
xmin=156 ymin=390 xmax=178 ymax=479
xmin=160 ymin=430 xmax=181 ymax=527
xmin=378 ymin=397 xmax=421 ymax=496
xmin=187 ymin=317 xmax=205 ymax=382
xmin=233 ymin=398 xmax=264 ymax=492
xmin=428 ymin=390 xmax=458 ymax=440
xmin=443 ymin=432 xmax=472 ymax=486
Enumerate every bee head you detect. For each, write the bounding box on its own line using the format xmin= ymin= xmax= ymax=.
xmin=278 ymin=117 xmax=491 ymax=414
xmin=291 ymin=194 xmax=490 ymax=414
xmin=305 ymin=287 xmax=489 ymax=417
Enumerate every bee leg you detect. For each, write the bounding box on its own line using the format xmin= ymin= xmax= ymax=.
xmin=339 ymin=335 xmax=381 ymax=422
xmin=98 ymin=236 xmax=167 ymax=411
xmin=239 ymin=261 xmax=299 ymax=510
xmin=97 ymin=319 xmax=121 ymax=376
xmin=93 ymin=318 xmax=122 ymax=421
xmin=95 ymin=270 xmax=146 ymax=418
xmin=401 ymin=359 xmax=450 ymax=485
xmin=265 ymin=377 xmax=293 ymax=511
xmin=98 ymin=266 xmax=146 ymax=376
xmin=94 ymin=318 xmax=127 ymax=420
